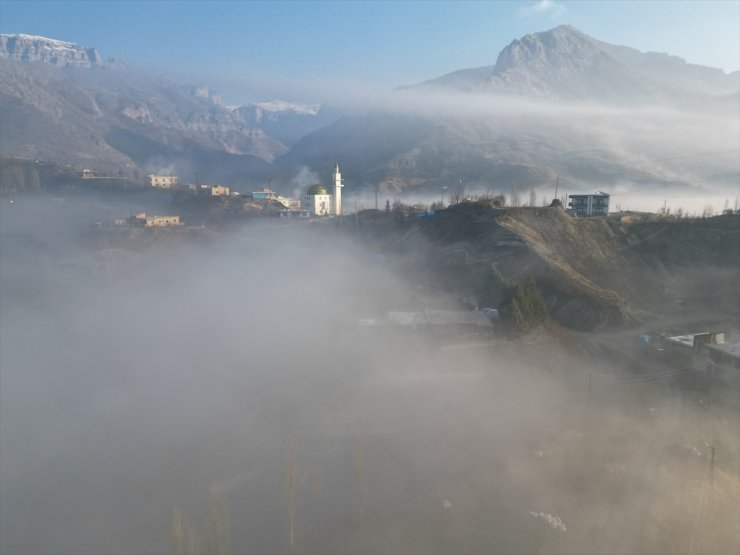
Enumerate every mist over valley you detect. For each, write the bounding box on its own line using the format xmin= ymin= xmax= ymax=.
xmin=1 ymin=6 xmax=739 ymax=555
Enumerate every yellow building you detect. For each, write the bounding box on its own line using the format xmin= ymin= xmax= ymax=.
xmin=199 ymin=184 xmax=230 ymax=196
xmin=133 ymin=213 xmax=180 ymax=227
xmin=148 ymin=175 xmax=178 ymax=188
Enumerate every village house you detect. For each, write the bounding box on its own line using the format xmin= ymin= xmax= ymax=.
xmin=250 ymin=188 xmax=278 ymax=200
xmin=568 ymin=192 xmax=610 ymax=216
xmin=148 ymin=175 xmax=178 ymax=188
xmin=131 ymin=212 xmax=181 ymax=227
xmin=198 ymin=184 xmax=230 ymax=196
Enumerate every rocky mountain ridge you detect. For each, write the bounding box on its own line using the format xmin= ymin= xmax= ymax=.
xmin=412 ymin=25 xmax=739 ymax=101
xmin=1 ymin=27 xmax=737 ymax=197
xmin=0 ymin=34 xmax=107 ymax=68
xmin=283 ymin=25 xmax=739 ymax=194
xmin=0 ymin=34 xmax=288 ymax=184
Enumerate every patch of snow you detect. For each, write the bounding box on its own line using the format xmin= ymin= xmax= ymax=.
xmin=254 ymin=99 xmax=320 ymax=116
xmin=4 ymin=34 xmax=80 ymax=49
xmin=530 ymin=512 xmax=567 ymax=532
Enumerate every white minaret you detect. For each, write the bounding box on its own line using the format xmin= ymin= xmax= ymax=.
xmin=332 ymin=162 xmax=343 ymax=216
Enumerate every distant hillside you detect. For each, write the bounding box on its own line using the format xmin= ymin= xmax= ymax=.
xmin=409 ymin=25 xmax=739 ymax=100
xmin=281 ymin=25 xmax=739 ymax=195
xmin=0 ymin=35 xmax=284 ymax=184
xmin=232 ymin=100 xmax=341 ymax=146
xmin=2 ymin=28 xmax=738 ymax=198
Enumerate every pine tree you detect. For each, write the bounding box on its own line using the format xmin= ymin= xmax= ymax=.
xmin=509 ymin=297 xmax=528 ymax=335
xmin=514 ymin=285 xmax=534 ymax=323
xmin=525 ymin=276 xmax=548 ymax=322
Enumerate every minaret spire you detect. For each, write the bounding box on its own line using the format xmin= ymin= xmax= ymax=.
xmin=333 ymin=162 xmax=343 ymax=216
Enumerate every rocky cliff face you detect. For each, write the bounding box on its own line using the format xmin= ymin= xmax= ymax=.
xmin=0 ymin=34 xmax=106 ymax=67
xmin=485 ymin=25 xmax=661 ymax=103
xmin=409 ymin=25 xmax=739 ymax=102
xmin=232 ymin=100 xmax=338 ymax=146
xmin=0 ymin=34 xmax=287 ymax=181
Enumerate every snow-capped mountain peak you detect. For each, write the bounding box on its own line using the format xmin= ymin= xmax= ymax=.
xmin=0 ymin=33 xmax=106 ymax=67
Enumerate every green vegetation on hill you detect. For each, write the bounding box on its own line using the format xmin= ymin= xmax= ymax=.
xmin=352 ymin=201 xmax=739 ymax=331
xmin=481 ymin=267 xmax=548 ymax=335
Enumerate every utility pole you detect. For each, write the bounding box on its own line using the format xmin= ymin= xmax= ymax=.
xmin=708 ymin=363 xmax=715 ymax=484
xmin=554 ymin=177 xmax=559 ymax=201
xmin=287 ymin=434 xmax=297 ymax=553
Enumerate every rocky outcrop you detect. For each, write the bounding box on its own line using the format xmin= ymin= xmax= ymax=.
xmin=0 ymin=35 xmax=288 ymax=179
xmin=0 ymin=34 xmax=106 ymax=67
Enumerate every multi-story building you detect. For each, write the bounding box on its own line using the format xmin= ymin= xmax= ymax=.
xmin=148 ymin=175 xmax=178 ymax=188
xmin=568 ymin=192 xmax=610 ymax=216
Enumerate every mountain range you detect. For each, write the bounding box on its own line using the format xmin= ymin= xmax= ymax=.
xmin=410 ymin=25 xmax=738 ymax=100
xmin=1 ymin=27 xmax=737 ymax=196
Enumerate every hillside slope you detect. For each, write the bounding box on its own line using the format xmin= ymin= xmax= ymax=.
xmin=0 ymin=35 xmax=285 ymax=183
xmin=367 ymin=204 xmax=740 ymax=330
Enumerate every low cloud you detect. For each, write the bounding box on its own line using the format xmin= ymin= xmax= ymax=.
xmin=519 ymin=0 xmax=569 ymax=19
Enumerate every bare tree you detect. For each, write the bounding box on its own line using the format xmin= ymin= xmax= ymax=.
xmin=529 ymin=189 xmax=536 ymax=207
xmin=205 ymin=487 xmax=229 ymax=555
xmin=702 ymin=205 xmax=714 ymax=218
xmin=170 ymin=508 xmax=200 ymax=555
xmin=511 ymin=184 xmax=520 ymax=207
xmin=170 ymin=488 xmax=228 ymax=555
xmin=450 ymin=182 xmax=466 ymax=205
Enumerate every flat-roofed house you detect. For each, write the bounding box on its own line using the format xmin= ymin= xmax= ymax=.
xmin=148 ymin=175 xmax=178 ymax=188
xmin=568 ymin=192 xmax=610 ymax=216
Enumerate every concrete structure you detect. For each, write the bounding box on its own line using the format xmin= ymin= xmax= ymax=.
xmin=279 ymin=210 xmax=311 ymax=219
xmin=274 ymin=197 xmax=301 ymax=210
xmin=251 ymin=188 xmax=278 ymax=200
xmin=703 ymin=341 xmax=740 ymax=371
xmin=359 ymin=309 xmax=493 ymax=336
xmin=667 ymin=331 xmax=725 ymax=350
xmin=132 ymin=213 xmax=180 ymax=227
xmin=199 ymin=184 xmax=230 ymax=196
xmin=302 ymin=184 xmax=333 ymax=216
xmin=300 ymin=163 xmax=345 ymax=216
xmin=568 ymin=192 xmax=610 ymax=216
xmin=333 ymin=163 xmax=343 ymax=216
xmin=148 ymin=175 xmax=178 ymax=188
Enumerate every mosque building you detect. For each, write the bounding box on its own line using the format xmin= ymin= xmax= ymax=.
xmin=301 ymin=163 xmax=344 ymax=216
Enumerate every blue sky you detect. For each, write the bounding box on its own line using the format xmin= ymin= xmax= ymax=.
xmin=1 ymin=0 xmax=738 ymax=103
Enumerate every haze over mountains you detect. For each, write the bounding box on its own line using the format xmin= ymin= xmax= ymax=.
xmin=410 ymin=25 xmax=739 ymax=100
xmin=1 ymin=26 xmax=737 ymax=198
